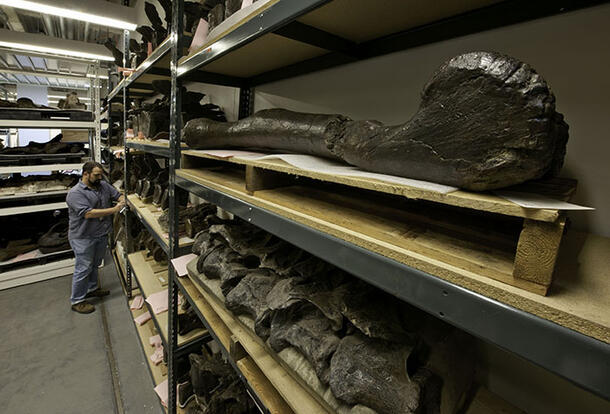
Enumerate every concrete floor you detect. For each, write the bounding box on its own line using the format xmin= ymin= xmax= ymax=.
xmin=0 ymin=252 xmax=162 ymax=414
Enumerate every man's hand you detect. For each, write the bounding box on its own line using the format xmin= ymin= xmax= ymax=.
xmin=113 ymin=200 xmax=126 ymax=213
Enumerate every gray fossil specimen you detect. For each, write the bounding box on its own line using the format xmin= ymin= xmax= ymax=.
xmin=184 ymin=51 xmax=568 ymax=191
xmin=225 ymin=269 xmax=280 ymax=339
xmin=330 ymin=333 xmax=440 ymax=414
xmin=268 ymin=304 xmax=340 ymax=384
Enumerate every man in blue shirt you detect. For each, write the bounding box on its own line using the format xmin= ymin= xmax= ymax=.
xmin=66 ymin=161 xmax=124 ymax=314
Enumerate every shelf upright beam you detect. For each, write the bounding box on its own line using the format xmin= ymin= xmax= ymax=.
xmin=93 ymin=62 xmax=102 ymax=162
xmin=122 ymin=28 xmax=132 ymax=298
xmin=238 ymin=86 xmax=254 ymax=119
xmin=168 ymin=1 xmax=184 ymax=413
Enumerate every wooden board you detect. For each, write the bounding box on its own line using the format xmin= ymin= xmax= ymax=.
xmin=176 ymin=275 xmax=293 ymax=414
xmin=126 ymin=139 xmax=187 ymax=148
xmin=465 ymin=387 xmax=525 ymax=414
xmin=184 ymin=271 xmax=330 ymax=413
xmin=298 ymin=0 xmax=501 ymax=43
xmin=129 ymin=251 xmax=206 ymax=347
xmin=177 ymin=167 xmax=610 ymax=344
xmin=130 ymin=298 xmax=167 ymax=386
xmin=182 ymin=150 xmax=566 ymax=222
xmin=127 ymin=194 xmax=194 ymax=249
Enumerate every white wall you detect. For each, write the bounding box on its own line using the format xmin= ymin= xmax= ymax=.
xmin=184 ymin=82 xmax=240 ymax=122
xmin=17 ymin=84 xmax=49 ymax=144
xmin=254 ymin=4 xmax=610 ymax=237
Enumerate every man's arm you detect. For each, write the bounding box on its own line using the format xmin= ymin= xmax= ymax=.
xmin=84 ymin=203 xmax=123 ymax=219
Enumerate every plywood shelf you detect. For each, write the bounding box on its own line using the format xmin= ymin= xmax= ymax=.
xmin=127 ymin=194 xmax=194 ymax=253
xmin=128 ymin=250 xmax=206 ymax=348
xmin=175 ymin=166 xmax=609 ymax=342
xmin=129 ymin=295 xmax=168 ymax=387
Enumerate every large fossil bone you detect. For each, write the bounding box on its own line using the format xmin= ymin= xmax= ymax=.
xmin=184 ymin=51 xmax=568 ymax=191
xmin=329 ymin=333 xmax=439 ymax=414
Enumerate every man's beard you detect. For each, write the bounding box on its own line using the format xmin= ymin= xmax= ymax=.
xmin=90 ymin=179 xmax=101 ymax=187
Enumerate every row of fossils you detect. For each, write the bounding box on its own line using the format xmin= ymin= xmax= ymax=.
xmin=105 ymin=0 xmax=246 ymax=68
xmin=127 ymin=80 xmax=226 ymax=141
xmin=190 ymin=207 xmax=476 ymax=414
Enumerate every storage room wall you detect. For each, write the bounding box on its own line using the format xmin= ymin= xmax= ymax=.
xmin=254 ymin=4 xmax=610 ymax=237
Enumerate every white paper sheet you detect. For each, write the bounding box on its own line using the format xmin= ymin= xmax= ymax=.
xmin=134 ymin=311 xmax=151 ymax=326
xmin=130 ymin=295 xmax=144 ymax=310
xmin=149 ymin=334 xmax=162 ymax=348
xmin=171 ymin=253 xmax=198 ymax=277
xmin=154 ymin=379 xmax=168 ymax=408
xmin=198 ymin=150 xmax=458 ymax=194
xmin=496 ymin=191 xmax=595 ymax=210
xmin=145 ymin=290 xmax=168 ymax=315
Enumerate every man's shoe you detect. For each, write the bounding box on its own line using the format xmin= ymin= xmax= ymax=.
xmin=71 ymin=301 xmax=95 ymax=314
xmin=85 ymin=288 xmax=110 ymax=298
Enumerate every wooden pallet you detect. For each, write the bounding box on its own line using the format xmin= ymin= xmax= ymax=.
xmin=181 ymin=151 xmax=577 ymax=296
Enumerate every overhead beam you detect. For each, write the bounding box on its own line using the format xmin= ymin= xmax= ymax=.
xmin=273 ymin=21 xmax=358 ymax=57
xmin=1 ymin=6 xmax=25 ymax=32
xmin=182 ymin=70 xmax=247 ymax=88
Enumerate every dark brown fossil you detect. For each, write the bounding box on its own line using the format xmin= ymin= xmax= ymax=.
xmin=184 ymin=51 xmax=568 ymax=191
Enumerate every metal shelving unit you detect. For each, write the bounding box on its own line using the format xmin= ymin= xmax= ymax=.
xmin=176 ymin=1 xmax=610 ymax=412
xmin=100 ymin=0 xmax=610 ymax=412
xmin=0 ymin=109 xmax=93 ymax=288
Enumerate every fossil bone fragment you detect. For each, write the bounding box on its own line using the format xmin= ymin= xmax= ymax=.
xmin=330 ymin=333 xmax=439 ymax=414
xmin=225 ymin=269 xmax=280 ymax=339
xmin=184 ymin=51 xmax=568 ymax=191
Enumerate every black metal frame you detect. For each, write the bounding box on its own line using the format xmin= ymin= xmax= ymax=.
xmin=175 ymin=176 xmax=610 ymax=400
xmin=107 ymin=0 xmax=610 ymax=411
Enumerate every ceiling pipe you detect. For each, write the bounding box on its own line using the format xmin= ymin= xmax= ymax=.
xmin=83 ymin=21 xmax=89 ymax=42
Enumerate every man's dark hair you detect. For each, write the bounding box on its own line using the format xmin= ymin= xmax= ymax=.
xmin=82 ymin=161 xmax=104 ymax=175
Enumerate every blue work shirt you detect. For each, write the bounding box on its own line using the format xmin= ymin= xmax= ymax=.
xmin=66 ymin=180 xmax=120 ymax=240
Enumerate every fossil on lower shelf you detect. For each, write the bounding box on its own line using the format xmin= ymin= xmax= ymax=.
xmin=189 ymin=217 xmax=476 ymax=414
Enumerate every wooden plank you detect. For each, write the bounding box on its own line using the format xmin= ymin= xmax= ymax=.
xmin=513 ymin=217 xmax=567 ymax=291
xmin=129 ymin=300 xmax=167 ymax=386
xmin=127 ymin=194 xmax=194 ymax=248
xmin=297 ymin=0 xmax=501 ymax=43
xmin=129 ymin=251 xmax=206 ymax=347
xmin=182 ymin=150 xmax=564 ymax=222
xmin=126 ymin=139 xmax=187 ymax=148
xmin=230 ymin=335 xmax=248 ymax=361
xmin=178 ymin=276 xmax=294 ymax=414
xmin=236 ymin=358 xmax=294 ymax=414
xmin=465 ymin=387 xmax=525 ymax=414
xmin=177 ymin=168 xmax=610 ymax=344
xmin=245 ymin=165 xmax=293 ymax=194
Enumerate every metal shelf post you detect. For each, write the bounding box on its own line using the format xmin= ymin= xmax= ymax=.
xmin=168 ymin=1 xmax=184 ymax=412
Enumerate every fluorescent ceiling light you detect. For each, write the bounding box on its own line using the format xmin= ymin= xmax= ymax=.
xmin=0 ymin=40 xmax=114 ymax=61
xmin=86 ymin=73 xmax=109 ymax=79
xmin=0 ymin=0 xmax=137 ymax=31
xmin=48 ymin=95 xmax=91 ymax=100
